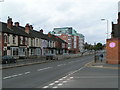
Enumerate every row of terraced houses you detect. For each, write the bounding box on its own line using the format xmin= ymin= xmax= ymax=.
xmin=0 ymin=17 xmax=68 ymax=59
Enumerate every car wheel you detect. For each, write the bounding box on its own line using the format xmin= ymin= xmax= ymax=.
xmin=46 ymin=57 xmax=48 ymax=60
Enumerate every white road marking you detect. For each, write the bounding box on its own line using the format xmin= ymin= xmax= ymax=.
xmin=62 ymin=81 xmax=67 ymax=83
xmin=18 ymin=73 xmax=23 ymax=76
xmin=37 ymin=67 xmax=52 ymax=71
xmin=42 ymin=86 xmax=49 ymax=88
xmin=54 ymin=81 xmax=59 ymax=83
xmin=57 ymin=64 xmax=65 ymax=66
xmin=52 ymin=86 xmax=58 ymax=88
xmin=25 ymin=72 xmax=30 ymax=74
xmin=3 ymin=73 xmax=23 ymax=80
xmin=70 ymin=77 xmax=74 ymax=79
xmin=74 ymin=76 xmax=118 ymax=79
xmin=49 ymin=83 xmax=55 ymax=86
xmin=3 ymin=76 xmax=12 ymax=79
xmin=59 ymin=78 xmax=63 ymax=81
xmin=58 ymin=83 xmax=63 ymax=86
xmin=62 ymin=76 xmax=67 ymax=79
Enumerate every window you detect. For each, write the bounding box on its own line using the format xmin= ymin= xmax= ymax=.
xmin=13 ymin=48 xmax=18 ymax=56
xmin=8 ymin=34 xmax=10 ymax=44
xmin=36 ymin=39 xmax=38 ymax=46
xmin=31 ymin=39 xmax=33 ymax=46
xmin=20 ymin=36 xmax=23 ymax=44
xmin=25 ymin=37 xmax=28 ymax=45
xmin=13 ymin=35 xmax=16 ymax=44
xmin=4 ymin=35 xmax=7 ymax=43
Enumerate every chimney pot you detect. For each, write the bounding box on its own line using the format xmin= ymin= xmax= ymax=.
xmin=7 ymin=17 xmax=13 ymax=29
xmin=14 ymin=22 xmax=19 ymax=27
xmin=40 ymin=29 xmax=43 ymax=33
xmin=30 ymin=25 xmax=33 ymax=30
xmin=25 ymin=24 xmax=30 ymax=33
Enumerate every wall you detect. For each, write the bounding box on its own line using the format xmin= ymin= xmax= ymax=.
xmin=106 ymin=38 xmax=120 ymax=64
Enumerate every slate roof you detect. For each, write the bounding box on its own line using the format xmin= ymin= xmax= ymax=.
xmin=1 ymin=22 xmax=29 ymax=37
xmin=1 ymin=22 xmax=68 ymax=44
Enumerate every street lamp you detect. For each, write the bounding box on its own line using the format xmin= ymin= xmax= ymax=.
xmin=101 ymin=19 xmax=109 ymax=39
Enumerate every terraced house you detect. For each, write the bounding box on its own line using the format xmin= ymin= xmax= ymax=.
xmin=0 ymin=17 xmax=68 ymax=59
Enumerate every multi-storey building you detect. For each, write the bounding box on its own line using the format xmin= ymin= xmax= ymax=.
xmin=0 ymin=17 xmax=68 ymax=59
xmin=49 ymin=27 xmax=84 ymax=53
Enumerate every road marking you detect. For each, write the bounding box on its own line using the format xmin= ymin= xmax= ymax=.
xmin=62 ymin=81 xmax=67 ymax=83
xmin=57 ymin=64 xmax=65 ymax=66
xmin=25 ymin=72 xmax=30 ymax=74
xmin=62 ymin=76 xmax=67 ymax=79
xmin=18 ymin=73 xmax=23 ymax=76
xmin=52 ymin=86 xmax=58 ymax=88
xmin=74 ymin=76 xmax=118 ymax=79
xmin=58 ymin=83 xmax=63 ymax=86
xmin=42 ymin=86 xmax=49 ymax=88
xmin=70 ymin=77 xmax=74 ymax=79
xmin=3 ymin=76 xmax=12 ymax=79
xmin=49 ymin=83 xmax=55 ymax=86
xmin=3 ymin=73 xmax=23 ymax=80
xmin=59 ymin=78 xmax=63 ymax=80
xmin=37 ymin=67 xmax=52 ymax=71
xmin=54 ymin=81 xmax=59 ymax=83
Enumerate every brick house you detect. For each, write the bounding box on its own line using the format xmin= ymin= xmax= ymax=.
xmin=0 ymin=17 xmax=68 ymax=59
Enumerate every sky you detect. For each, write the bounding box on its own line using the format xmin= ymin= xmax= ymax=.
xmin=0 ymin=0 xmax=119 ymax=44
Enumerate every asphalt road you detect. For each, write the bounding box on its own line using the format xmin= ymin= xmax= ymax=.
xmin=2 ymin=54 xmax=94 ymax=88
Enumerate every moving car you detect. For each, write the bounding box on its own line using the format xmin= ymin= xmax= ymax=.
xmin=2 ymin=55 xmax=17 ymax=64
xmin=45 ymin=53 xmax=58 ymax=60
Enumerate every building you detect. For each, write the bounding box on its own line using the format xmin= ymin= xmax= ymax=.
xmin=106 ymin=11 xmax=120 ymax=64
xmin=49 ymin=27 xmax=84 ymax=54
xmin=0 ymin=17 xmax=68 ymax=59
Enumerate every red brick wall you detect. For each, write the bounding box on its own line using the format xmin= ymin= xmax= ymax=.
xmin=58 ymin=34 xmax=68 ymax=43
xmin=106 ymin=38 xmax=120 ymax=64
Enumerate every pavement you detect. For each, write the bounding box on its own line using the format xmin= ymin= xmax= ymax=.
xmin=85 ymin=59 xmax=119 ymax=70
xmin=0 ymin=53 xmax=94 ymax=70
xmin=42 ymin=59 xmax=119 ymax=88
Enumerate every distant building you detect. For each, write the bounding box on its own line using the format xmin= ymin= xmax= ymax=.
xmin=49 ymin=27 xmax=84 ymax=54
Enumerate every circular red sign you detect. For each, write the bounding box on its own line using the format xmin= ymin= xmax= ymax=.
xmin=109 ymin=42 xmax=116 ymax=48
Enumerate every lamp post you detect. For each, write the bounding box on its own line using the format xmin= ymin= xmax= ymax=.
xmin=101 ymin=19 xmax=109 ymax=39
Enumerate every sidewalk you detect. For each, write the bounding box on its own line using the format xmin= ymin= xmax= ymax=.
xmin=85 ymin=59 xmax=119 ymax=70
xmin=0 ymin=57 xmax=49 ymax=70
xmin=44 ymin=59 xmax=119 ymax=88
xmin=0 ymin=52 xmax=95 ymax=70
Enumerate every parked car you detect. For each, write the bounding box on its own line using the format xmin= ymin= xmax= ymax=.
xmin=45 ymin=53 xmax=58 ymax=60
xmin=2 ymin=55 xmax=17 ymax=64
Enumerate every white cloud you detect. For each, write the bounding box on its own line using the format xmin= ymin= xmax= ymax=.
xmin=0 ymin=0 xmax=119 ymax=44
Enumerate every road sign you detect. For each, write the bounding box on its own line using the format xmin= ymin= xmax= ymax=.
xmin=109 ymin=42 xmax=116 ymax=48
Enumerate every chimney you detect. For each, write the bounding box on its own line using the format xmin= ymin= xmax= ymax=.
xmin=14 ymin=22 xmax=19 ymax=27
xmin=7 ymin=17 xmax=13 ymax=29
xmin=48 ymin=33 xmax=51 ymax=37
xmin=30 ymin=25 xmax=33 ymax=30
xmin=40 ymin=29 xmax=43 ymax=33
xmin=25 ymin=24 xmax=30 ymax=34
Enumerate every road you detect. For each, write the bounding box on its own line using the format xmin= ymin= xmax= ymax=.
xmin=2 ymin=54 xmax=118 ymax=88
xmin=2 ymin=54 xmax=93 ymax=88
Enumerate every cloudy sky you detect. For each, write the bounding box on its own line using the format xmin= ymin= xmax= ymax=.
xmin=0 ymin=0 xmax=119 ymax=44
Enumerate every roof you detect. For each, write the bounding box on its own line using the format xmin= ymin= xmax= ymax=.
xmin=1 ymin=22 xmax=68 ymax=44
xmin=1 ymin=22 xmax=30 ymax=37
xmin=48 ymin=34 xmax=67 ymax=44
